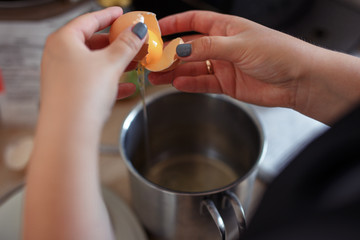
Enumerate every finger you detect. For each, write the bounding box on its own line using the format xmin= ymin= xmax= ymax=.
xmin=176 ymin=36 xmax=240 ymax=62
xmin=148 ymin=62 xmax=209 ymax=85
xmin=159 ymin=10 xmax=234 ymax=36
xmin=64 ymin=7 xmax=123 ymax=42
xmin=86 ymin=33 xmax=109 ymax=50
xmin=117 ymin=82 xmax=136 ymax=99
xmin=105 ymin=22 xmax=147 ymax=72
xmin=172 ymin=75 xmax=223 ymax=93
xmin=179 ymin=34 xmax=203 ymax=43
xmin=162 ymin=34 xmax=202 ymax=47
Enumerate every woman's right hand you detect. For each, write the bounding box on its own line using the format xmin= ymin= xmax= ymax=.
xmin=148 ymin=11 xmax=360 ymax=125
xmin=149 ymin=11 xmax=312 ymax=108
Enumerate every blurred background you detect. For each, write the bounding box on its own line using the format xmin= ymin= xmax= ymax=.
xmin=1 ymin=2 xmax=360 ymax=239
xmin=1 ymin=0 xmax=360 ymax=196
xmin=1 ymin=0 xmax=360 ymax=51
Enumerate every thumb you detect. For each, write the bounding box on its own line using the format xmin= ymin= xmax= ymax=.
xmin=176 ymin=35 xmax=238 ymax=62
xmin=106 ymin=22 xmax=147 ymax=72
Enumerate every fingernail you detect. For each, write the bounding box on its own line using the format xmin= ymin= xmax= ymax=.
xmin=176 ymin=43 xmax=192 ymax=57
xmin=132 ymin=22 xmax=147 ymax=40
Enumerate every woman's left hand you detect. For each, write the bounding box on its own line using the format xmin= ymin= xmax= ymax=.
xmin=40 ymin=6 xmax=146 ymax=126
xmin=24 ymin=7 xmax=147 ymax=240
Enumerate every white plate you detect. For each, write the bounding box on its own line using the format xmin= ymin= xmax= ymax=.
xmin=0 ymin=186 xmax=147 ymax=240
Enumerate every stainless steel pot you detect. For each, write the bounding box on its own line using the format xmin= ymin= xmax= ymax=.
xmin=120 ymin=90 xmax=266 ymax=240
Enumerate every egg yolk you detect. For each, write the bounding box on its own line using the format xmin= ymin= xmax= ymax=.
xmin=141 ymin=29 xmax=163 ymax=66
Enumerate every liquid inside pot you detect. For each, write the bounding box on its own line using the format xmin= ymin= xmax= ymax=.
xmin=145 ymin=153 xmax=240 ymax=192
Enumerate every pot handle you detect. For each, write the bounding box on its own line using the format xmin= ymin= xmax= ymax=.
xmin=201 ymin=199 xmax=226 ymax=240
xmin=201 ymin=192 xmax=246 ymax=240
xmin=222 ymin=191 xmax=247 ymax=236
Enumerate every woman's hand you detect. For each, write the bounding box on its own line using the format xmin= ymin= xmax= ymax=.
xmin=24 ymin=7 xmax=147 ymax=240
xmin=40 ymin=7 xmax=146 ymax=127
xmin=149 ymin=11 xmax=360 ymax=124
xmin=149 ymin=11 xmax=309 ymax=107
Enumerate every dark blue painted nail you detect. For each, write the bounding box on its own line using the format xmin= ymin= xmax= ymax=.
xmin=132 ymin=22 xmax=147 ymax=40
xmin=176 ymin=43 xmax=192 ymax=57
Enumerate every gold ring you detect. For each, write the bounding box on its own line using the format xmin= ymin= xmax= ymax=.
xmin=205 ymin=60 xmax=214 ymax=74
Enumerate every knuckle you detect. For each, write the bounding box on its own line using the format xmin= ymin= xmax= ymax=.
xmin=43 ymin=29 xmax=69 ymax=55
xmin=200 ymin=36 xmax=213 ymax=52
xmin=116 ymin=33 xmax=140 ymax=54
xmin=45 ymin=26 xmax=73 ymax=48
xmin=45 ymin=31 xmax=60 ymax=47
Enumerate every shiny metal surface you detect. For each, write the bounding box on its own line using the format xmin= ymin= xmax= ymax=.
xmin=201 ymin=199 xmax=226 ymax=240
xmin=223 ymin=191 xmax=247 ymax=236
xmin=120 ymin=89 xmax=266 ymax=240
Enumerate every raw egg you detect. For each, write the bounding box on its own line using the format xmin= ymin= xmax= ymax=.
xmin=109 ymin=11 xmax=183 ymax=72
xmin=141 ymin=29 xmax=162 ymax=66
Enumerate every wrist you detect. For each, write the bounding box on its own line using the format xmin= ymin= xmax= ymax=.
xmin=294 ymin=47 xmax=360 ymax=124
xmin=34 ymin=99 xmax=104 ymax=153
